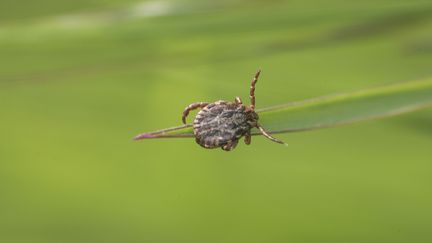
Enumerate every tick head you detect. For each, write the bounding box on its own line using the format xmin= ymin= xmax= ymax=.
xmin=245 ymin=108 xmax=259 ymax=127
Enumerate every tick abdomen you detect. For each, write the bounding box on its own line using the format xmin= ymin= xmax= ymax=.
xmin=193 ymin=102 xmax=251 ymax=148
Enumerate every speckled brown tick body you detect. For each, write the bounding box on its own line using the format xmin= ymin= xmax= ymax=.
xmin=182 ymin=70 xmax=285 ymax=151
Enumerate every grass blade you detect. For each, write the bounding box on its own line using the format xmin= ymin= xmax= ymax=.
xmin=134 ymin=78 xmax=432 ymax=139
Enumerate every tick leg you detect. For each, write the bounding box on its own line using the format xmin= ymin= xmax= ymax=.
xmin=235 ymin=96 xmax=242 ymax=105
xmin=244 ymin=131 xmax=251 ymax=145
xmin=249 ymin=69 xmax=261 ymax=110
xmin=222 ymin=139 xmax=239 ymax=151
xmin=257 ymin=124 xmax=286 ymax=145
xmin=182 ymin=102 xmax=209 ymax=124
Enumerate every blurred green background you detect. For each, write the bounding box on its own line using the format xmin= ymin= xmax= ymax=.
xmin=1 ymin=0 xmax=432 ymax=242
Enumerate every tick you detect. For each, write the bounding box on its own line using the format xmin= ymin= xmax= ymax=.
xmin=182 ymin=70 xmax=285 ymax=151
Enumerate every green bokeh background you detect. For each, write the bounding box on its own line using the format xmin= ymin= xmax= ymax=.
xmin=1 ymin=0 xmax=432 ymax=242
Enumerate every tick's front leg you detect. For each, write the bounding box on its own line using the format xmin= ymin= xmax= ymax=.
xmin=257 ymin=124 xmax=286 ymax=145
xmin=249 ymin=70 xmax=261 ymax=110
xmin=182 ymin=102 xmax=209 ymax=124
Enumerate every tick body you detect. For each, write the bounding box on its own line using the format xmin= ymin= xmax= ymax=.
xmin=182 ymin=70 xmax=285 ymax=151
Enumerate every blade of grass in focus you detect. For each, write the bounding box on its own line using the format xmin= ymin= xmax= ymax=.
xmin=134 ymin=77 xmax=432 ymax=140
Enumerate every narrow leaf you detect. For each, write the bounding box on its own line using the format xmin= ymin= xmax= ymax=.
xmin=134 ymin=78 xmax=432 ymax=139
